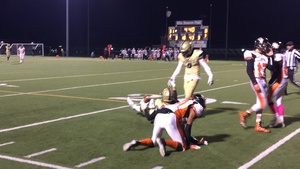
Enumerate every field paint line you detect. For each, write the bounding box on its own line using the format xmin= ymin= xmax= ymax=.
xmin=24 ymin=148 xmax=57 ymax=158
xmin=238 ymin=127 xmax=300 ymax=169
xmin=75 ymin=156 xmax=106 ymax=168
xmin=0 ymin=154 xmax=71 ymax=169
xmin=0 ymin=82 xmax=251 ymax=134
xmin=0 ymin=77 xmax=171 ymax=98
xmin=0 ymin=141 xmax=15 ymax=147
xmin=0 ymin=105 xmax=128 ymax=134
xmin=1 ymin=69 xmax=170 ymax=83
xmin=152 ymin=166 xmax=163 ymax=169
xmin=175 ymin=82 xmax=249 ymax=98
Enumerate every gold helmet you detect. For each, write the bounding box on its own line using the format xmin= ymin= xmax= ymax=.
xmin=180 ymin=41 xmax=193 ymax=57
xmin=162 ymin=88 xmax=172 ymax=102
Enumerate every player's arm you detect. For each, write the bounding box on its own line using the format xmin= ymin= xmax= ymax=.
xmin=199 ymin=58 xmax=214 ymax=85
xmin=268 ymin=60 xmax=281 ymax=86
xmin=168 ymin=61 xmax=183 ymax=87
xmin=245 ymin=59 xmax=257 ymax=85
xmin=170 ymin=87 xmax=179 ymax=103
xmin=184 ymin=105 xmax=198 ymax=146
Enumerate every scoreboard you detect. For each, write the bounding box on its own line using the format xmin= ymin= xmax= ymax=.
xmin=168 ymin=20 xmax=209 ymax=48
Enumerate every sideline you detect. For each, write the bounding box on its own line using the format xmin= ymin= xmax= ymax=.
xmin=238 ymin=128 xmax=300 ymax=169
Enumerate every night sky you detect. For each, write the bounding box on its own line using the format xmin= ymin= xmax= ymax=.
xmin=1 ymin=0 xmax=300 ymax=52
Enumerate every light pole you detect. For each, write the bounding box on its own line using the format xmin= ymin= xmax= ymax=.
xmin=166 ymin=7 xmax=171 ymax=46
xmin=209 ymin=2 xmax=212 ymax=49
xmin=66 ymin=0 xmax=69 ymax=56
xmin=87 ymin=0 xmax=90 ymax=57
xmin=225 ymin=0 xmax=229 ymax=59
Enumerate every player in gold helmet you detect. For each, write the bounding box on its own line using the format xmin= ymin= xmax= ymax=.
xmin=6 ymin=44 xmax=12 ymax=60
xmin=168 ymin=41 xmax=214 ymax=101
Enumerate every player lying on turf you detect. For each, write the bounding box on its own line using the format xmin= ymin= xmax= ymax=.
xmin=124 ymin=90 xmax=208 ymax=157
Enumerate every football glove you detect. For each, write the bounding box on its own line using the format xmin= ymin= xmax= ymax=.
xmin=167 ymin=78 xmax=176 ymax=87
xmin=207 ymin=76 xmax=214 ymax=86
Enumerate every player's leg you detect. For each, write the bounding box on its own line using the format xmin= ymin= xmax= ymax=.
xmin=289 ymin=68 xmax=300 ymax=88
xmin=163 ymin=113 xmax=185 ymax=151
xmin=252 ymin=80 xmax=270 ymax=132
xmin=268 ymin=82 xmax=279 ymax=127
xmin=183 ymin=79 xmax=199 ymax=101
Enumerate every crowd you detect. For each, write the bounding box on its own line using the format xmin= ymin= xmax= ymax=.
xmin=117 ymin=47 xmax=180 ymax=61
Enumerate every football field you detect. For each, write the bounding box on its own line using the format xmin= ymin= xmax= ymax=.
xmin=0 ymin=56 xmax=299 ymax=169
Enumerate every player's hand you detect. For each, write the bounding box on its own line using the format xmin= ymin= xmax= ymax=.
xmin=167 ymin=78 xmax=176 ymax=87
xmin=190 ymin=145 xmax=201 ymax=150
xmin=207 ymin=76 xmax=214 ymax=86
xmin=198 ymin=137 xmax=209 ymax=145
xmin=253 ymin=84 xmax=261 ymax=92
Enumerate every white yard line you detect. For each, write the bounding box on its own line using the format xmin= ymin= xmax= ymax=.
xmin=0 ymin=69 xmax=170 ymax=83
xmin=0 ymin=154 xmax=71 ymax=169
xmin=75 ymin=156 xmax=106 ymax=168
xmin=238 ymin=128 xmax=300 ymax=169
xmin=0 ymin=82 xmax=249 ymax=134
xmin=0 ymin=77 xmax=169 ymax=98
xmin=0 ymin=141 xmax=15 ymax=147
xmin=0 ymin=105 xmax=128 ymax=133
xmin=25 ymin=148 xmax=57 ymax=158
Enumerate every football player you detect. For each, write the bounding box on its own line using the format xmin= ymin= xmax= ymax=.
xmin=123 ymin=93 xmax=207 ymax=157
xmin=239 ymin=37 xmax=274 ymax=133
xmin=126 ymin=86 xmax=178 ymax=117
xmin=167 ymin=41 xmax=214 ymax=101
xmin=5 ymin=44 xmax=12 ymax=61
xmin=267 ymin=42 xmax=288 ymax=128
xmin=18 ymin=44 xmax=25 ymax=63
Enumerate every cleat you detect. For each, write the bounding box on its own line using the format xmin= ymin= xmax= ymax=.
xmin=127 ymin=97 xmax=134 ymax=106
xmin=269 ymin=116 xmax=278 ymax=128
xmin=255 ymin=122 xmax=271 ymax=133
xmin=156 ymin=138 xmax=166 ymax=157
xmin=239 ymin=112 xmax=250 ymax=128
xmin=271 ymin=118 xmax=285 ymax=128
xmin=123 ymin=140 xmax=138 ymax=151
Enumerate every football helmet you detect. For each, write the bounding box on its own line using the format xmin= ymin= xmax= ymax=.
xmin=180 ymin=41 xmax=193 ymax=57
xmin=194 ymin=93 xmax=206 ymax=109
xmin=271 ymin=41 xmax=282 ymax=53
xmin=162 ymin=88 xmax=172 ymax=102
xmin=254 ymin=37 xmax=271 ymax=53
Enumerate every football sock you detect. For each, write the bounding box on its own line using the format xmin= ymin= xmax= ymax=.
xmin=277 ymin=104 xmax=284 ymax=116
xmin=139 ymin=138 xmax=153 ymax=147
xmin=268 ymin=102 xmax=277 ymax=114
xmin=165 ymin=140 xmax=178 ymax=150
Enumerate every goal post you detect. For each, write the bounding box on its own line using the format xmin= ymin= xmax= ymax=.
xmin=10 ymin=43 xmax=45 ymax=56
xmin=0 ymin=41 xmax=9 ymax=55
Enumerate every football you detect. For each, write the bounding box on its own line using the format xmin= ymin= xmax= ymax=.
xmin=143 ymin=95 xmax=151 ymax=103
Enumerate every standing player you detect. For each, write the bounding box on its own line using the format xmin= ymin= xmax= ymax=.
xmin=5 ymin=44 xmax=12 ymax=61
xmin=268 ymin=42 xmax=288 ymax=128
xmin=123 ymin=94 xmax=207 ymax=157
xmin=18 ymin=44 xmax=26 ymax=63
xmin=167 ymin=41 xmax=214 ymax=101
xmin=239 ymin=37 xmax=274 ymax=133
